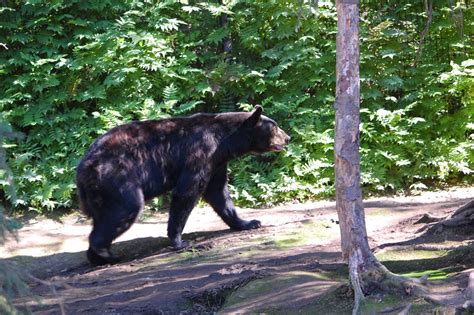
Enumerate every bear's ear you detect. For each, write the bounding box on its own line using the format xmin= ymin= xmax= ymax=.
xmin=243 ymin=105 xmax=263 ymax=128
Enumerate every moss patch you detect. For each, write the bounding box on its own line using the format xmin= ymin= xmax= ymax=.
xmin=256 ymin=220 xmax=338 ymax=250
xmin=220 ymin=271 xmax=342 ymax=314
xmin=376 ymin=246 xmax=472 ymax=276
xmin=376 ymin=248 xmax=448 ymax=262
xmin=401 ymin=269 xmax=449 ymax=281
xmin=359 ymin=293 xmax=440 ymax=314
xmin=284 ymin=286 xmax=455 ymax=315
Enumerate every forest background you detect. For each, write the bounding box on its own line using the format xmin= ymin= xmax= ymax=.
xmin=0 ymin=0 xmax=472 ymax=214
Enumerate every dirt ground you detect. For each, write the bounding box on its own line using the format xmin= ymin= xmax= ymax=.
xmin=5 ymin=186 xmax=474 ymax=314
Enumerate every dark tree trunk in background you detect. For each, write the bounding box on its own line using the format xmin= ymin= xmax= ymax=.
xmin=221 ymin=12 xmax=232 ymax=57
xmin=415 ymin=0 xmax=433 ymax=65
xmin=334 ymin=0 xmax=422 ymax=312
xmin=219 ymin=0 xmax=236 ymax=112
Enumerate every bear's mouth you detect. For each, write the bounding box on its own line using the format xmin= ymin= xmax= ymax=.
xmin=270 ymin=144 xmax=286 ymax=152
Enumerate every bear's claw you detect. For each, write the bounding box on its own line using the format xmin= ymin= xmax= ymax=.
xmin=241 ymin=219 xmax=262 ymax=230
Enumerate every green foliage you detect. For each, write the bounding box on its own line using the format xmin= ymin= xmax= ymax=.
xmin=0 ymin=119 xmax=26 ymax=314
xmin=0 ymin=0 xmax=472 ymax=211
xmin=357 ymin=1 xmax=473 ymax=193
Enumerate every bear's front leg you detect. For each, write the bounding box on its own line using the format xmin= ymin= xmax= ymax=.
xmin=167 ymin=193 xmax=199 ymax=249
xmin=204 ymin=165 xmax=262 ymax=231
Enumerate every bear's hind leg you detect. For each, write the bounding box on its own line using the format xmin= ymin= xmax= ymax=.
xmin=167 ymin=193 xmax=199 ymax=250
xmin=88 ymin=189 xmax=144 ymax=265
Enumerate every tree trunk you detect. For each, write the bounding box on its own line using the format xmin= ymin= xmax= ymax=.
xmin=334 ymin=1 xmax=423 ymax=312
xmin=335 ymin=0 xmax=367 ymax=263
xmin=219 ymin=0 xmax=236 ymax=113
xmin=335 ymin=0 xmax=376 ymax=304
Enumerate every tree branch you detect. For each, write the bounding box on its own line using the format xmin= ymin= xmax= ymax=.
xmin=415 ymin=0 xmax=433 ymax=65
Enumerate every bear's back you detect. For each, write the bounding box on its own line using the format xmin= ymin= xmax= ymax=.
xmin=76 ymin=112 xmax=245 ymax=182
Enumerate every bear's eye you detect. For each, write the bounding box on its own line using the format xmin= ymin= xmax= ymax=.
xmin=266 ymin=124 xmax=275 ymax=133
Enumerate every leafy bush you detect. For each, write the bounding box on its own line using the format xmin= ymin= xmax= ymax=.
xmin=0 ymin=0 xmax=472 ymax=211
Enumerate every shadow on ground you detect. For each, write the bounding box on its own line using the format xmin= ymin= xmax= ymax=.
xmin=6 ymin=229 xmax=239 ymax=280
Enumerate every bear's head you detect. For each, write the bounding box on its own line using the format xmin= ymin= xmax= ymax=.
xmin=243 ymin=105 xmax=290 ymax=154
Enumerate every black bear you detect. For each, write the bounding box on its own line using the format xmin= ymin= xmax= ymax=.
xmin=76 ymin=105 xmax=290 ymax=265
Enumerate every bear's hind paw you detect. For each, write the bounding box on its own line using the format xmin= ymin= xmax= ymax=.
xmin=87 ymin=247 xmax=119 ymax=266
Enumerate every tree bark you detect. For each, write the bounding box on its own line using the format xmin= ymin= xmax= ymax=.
xmin=335 ymin=0 xmax=376 ymax=269
xmin=334 ymin=1 xmax=424 ymax=312
xmin=335 ymin=0 xmax=377 ymax=309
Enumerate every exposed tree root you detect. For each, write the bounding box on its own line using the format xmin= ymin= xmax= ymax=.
xmin=414 ymin=212 xmax=447 ymax=224
xmin=349 ymin=249 xmax=428 ymax=314
xmin=360 ymin=263 xmax=427 ymax=297
xmin=379 ymin=303 xmax=412 ymax=314
xmin=423 ymin=200 xmax=474 ymax=235
xmin=349 ymin=251 xmax=365 ymax=315
xmin=352 ymin=201 xmax=474 ymax=314
xmin=375 ymin=242 xmax=471 ymax=254
xmin=350 ymin=265 xmax=429 ymax=315
xmin=184 ymin=272 xmax=267 ymax=312
xmin=455 ymin=271 xmax=474 ymax=315
xmin=375 ymin=201 xmax=474 ymax=252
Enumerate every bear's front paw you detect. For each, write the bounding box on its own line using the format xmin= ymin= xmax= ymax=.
xmin=242 ymin=219 xmax=262 ymax=230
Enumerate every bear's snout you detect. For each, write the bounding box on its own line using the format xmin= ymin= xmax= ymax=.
xmin=270 ymin=128 xmax=290 ymax=152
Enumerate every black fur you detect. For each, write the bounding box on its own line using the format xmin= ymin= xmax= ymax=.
xmin=76 ymin=106 xmax=290 ymax=265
